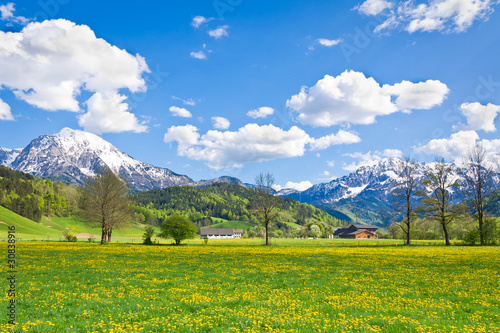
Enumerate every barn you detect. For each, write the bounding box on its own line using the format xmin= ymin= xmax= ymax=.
xmin=200 ymin=228 xmax=243 ymax=239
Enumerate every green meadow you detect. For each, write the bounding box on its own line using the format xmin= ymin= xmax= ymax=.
xmin=1 ymin=242 xmax=499 ymax=332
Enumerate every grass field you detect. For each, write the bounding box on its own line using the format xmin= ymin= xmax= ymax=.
xmin=1 ymin=242 xmax=499 ymax=332
xmin=0 ymin=206 xmax=154 ymax=242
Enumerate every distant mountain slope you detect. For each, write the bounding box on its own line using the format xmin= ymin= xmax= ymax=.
xmin=0 ymin=147 xmax=22 ymax=166
xmin=0 ymin=128 xmax=255 ymax=191
xmin=280 ymin=158 xmax=499 ymax=225
xmin=1 ymin=128 xmax=194 ymax=191
xmin=133 ymin=182 xmax=341 ymax=226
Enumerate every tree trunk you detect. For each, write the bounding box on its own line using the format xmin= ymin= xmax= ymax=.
xmin=100 ymin=226 xmax=107 ymax=245
xmin=265 ymin=221 xmax=269 ymax=246
xmin=107 ymin=227 xmax=112 ymax=243
xmin=478 ymin=210 xmax=484 ymax=245
xmin=442 ymin=222 xmax=450 ymax=246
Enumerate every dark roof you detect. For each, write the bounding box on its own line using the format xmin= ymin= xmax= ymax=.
xmin=333 ymin=228 xmax=350 ymax=236
xmin=200 ymin=228 xmax=240 ymax=236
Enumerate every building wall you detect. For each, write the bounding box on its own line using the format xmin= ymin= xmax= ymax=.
xmin=355 ymin=231 xmax=375 ymax=239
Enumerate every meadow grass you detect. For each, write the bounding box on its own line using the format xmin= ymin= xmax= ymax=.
xmin=1 ymin=241 xmax=499 ymax=332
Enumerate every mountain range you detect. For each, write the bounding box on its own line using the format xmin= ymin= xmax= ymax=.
xmin=1 ymin=128 xmax=498 ymax=224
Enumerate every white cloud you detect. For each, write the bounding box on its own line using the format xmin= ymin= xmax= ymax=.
xmin=78 ymin=92 xmax=147 ymax=134
xmin=190 ymin=50 xmax=207 ymax=60
xmin=164 ymin=124 xmax=311 ymax=170
xmin=327 ymin=160 xmax=335 ymax=167
xmin=287 ymin=70 xmax=448 ymax=127
xmin=212 ymin=116 xmax=230 ymax=130
xmin=0 ymin=19 xmax=149 ymax=133
xmin=247 ymin=106 xmax=275 ymax=119
xmin=284 ymin=181 xmax=313 ymax=191
xmin=317 ymin=38 xmax=342 ymax=47
xmin=0 ymin=2 xmax=28 ymax=24
xmin=356 ymin=0 xmax=394 ymax=16
xmin=454 ymin=102 xmax=500 ymax=132
xmin=0 ymin=98 xmax=14 ymax=121
xmin=0 ymin=2 xmax=14 ymax=20
xmin=164 ymin=124 xmax=359 ymax=170
xmin=383 ymin=80 xmax=451 ymax=111
xmin=414 ymin=130 xmax=477 ymax=159
xmin=358 ymin=0 xmax=496 ymax=33
xmin=309 ymin=130 xmax=361 ymax=150
xmin=164 ymin=124 xmax=200 ymax=150
xmin=169 ymin=106 xmax=193 ymax=118
xmin=415 ymin=131 xmax=500 ymax=167
xmin=208 ymin=25 xmax=229 ymax=39
xmin=343 ymin=149 xmax=403 ymax=171
xmin=172 ymin=96 xmax=196 ymax=106
xmin=191 ymin=16 xmax=212 ymax=28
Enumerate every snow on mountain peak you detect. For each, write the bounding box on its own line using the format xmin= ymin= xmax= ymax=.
xmin=8 ymin=128 xmax=193 ymax=190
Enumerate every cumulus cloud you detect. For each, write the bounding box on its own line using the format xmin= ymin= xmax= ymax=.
xmin=343 ymin=149 xmax=403 ymax=171
xmin=275 ymin=181 xmax=314 ymax=192
xmin=0 ymin=2 xmax=29 ymax=24
xmin=78 ymin=93 xmax=147 ymax=134
xmin=356 ymin=0 xmax=496 ymax=33
xmin=383 ymin=80 xmax=451 ymax=111
xmin=355 ymin=0 xmax=394 ymax=16
xmin=191 ymin=16 xmax=212 ymax=28
xmin=0 ymin=19 xmax=149 ymax=133
xmin=212 ymin=116 xmax=230 ymax=130
xmin=454 ymin=102 xmax=500 ymax=132
xmin=414 ymin=130 xmax=479 ymax=159
xmin=190 ymin=50 xmax=207 ymax=60
xmin=169 ymin=106 xmax=193 ymax=118
xmin=309 ymin=130 xmax=361 ymax=150
xmin=317 ymin=38 xmax=342 ymax=47
xmin=164 ymin=124 xmax=359 ymax=170
xmin=287 ymin=70 xmax=449 ymax=127
xmin=247 ymin=106 xmax=275 ymax=119
xmin=0 ymin=98 xmax=14 ymax=121
xmin=208 ymin=25 xmax=229 ymax=39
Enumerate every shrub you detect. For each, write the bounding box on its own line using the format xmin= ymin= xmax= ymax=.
xmin=463 ymin=229 xmax=480 ymax=245
xmin=62 ymin=230 xmax=77 ymax=242
xmin=143 ymin=226 xmax=155 ymax=245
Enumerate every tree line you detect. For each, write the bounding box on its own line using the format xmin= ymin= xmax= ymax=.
xmin=390 ymin=144 xmax=499 ymax=246
xmin=0 ymin=165 xmax=79 ymax=221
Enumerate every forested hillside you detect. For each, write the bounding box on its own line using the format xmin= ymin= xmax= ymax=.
xmin=0 ymin=165 xmax=79 ymax=222
xmin=132 ymin=183 xmax=342 ymax=227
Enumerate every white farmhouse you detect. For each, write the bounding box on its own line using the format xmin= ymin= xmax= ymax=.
xmin=200 ymin=228 xmax=243 ymax=239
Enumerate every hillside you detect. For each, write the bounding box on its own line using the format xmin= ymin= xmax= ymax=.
xmin=132 ymin=182 xmax=341 ymax=227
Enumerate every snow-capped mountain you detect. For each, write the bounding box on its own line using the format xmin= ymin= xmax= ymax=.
xmin=0 ymin=147 xmax=22 ymax=166
xmin=2 ymin=128 xmax=193 ymax=191
xmin=283 ymin=158 xmax=430 ymax=205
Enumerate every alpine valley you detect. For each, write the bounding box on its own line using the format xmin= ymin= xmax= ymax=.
xmin=1 ymin=128 xmax=497 ymax=225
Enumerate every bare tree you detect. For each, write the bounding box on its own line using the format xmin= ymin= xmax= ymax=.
xmin=82 ymin=169 xmax=132 ymax=245
xmin=391 ymin=157 xmax=420 ymax=245
xmin=420 ymin=159 xmax=461 ymax=246
xmin=459 ymin=144 xmax=498 ymax=245
xmin=255 ymin=172 xmax=280 ymax=246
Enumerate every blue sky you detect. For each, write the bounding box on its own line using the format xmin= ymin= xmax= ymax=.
xmin=0 ymin=0 xmax=499 ymax=190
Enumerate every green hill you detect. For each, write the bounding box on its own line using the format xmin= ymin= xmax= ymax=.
xmin=0 ymin=205 xmax=61 ymax=239
xmin=0 ymin=205 xmax=150 ymax=240
xmin=133 ymin=182 xmax=341 ymax=229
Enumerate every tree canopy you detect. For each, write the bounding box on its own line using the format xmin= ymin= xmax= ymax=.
xmin=158 ymin=215 xmax=197 ymax=245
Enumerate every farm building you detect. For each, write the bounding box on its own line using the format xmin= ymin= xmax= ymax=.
xmin=334 ymin=224 xmax=379 ymax=239
xmin=200 ymin=228 xmax=243 ymax=239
